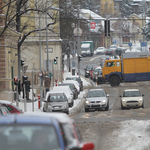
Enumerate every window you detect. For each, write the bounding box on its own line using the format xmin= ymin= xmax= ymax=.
xmin=116 ymin=61 xmax=120 ymax=67
xmin=106 ymin=62 xmax=115 ymax=67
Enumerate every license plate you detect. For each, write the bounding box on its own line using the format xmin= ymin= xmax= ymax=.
xmin=53 ymin=107 xmax=60 ymax=110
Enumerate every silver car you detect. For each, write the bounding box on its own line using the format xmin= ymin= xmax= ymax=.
xmin=120 ymin=89 xmax=144 ymax=109
xmin=84 ymin=89 xmax=109 ymax=112
xmin=43 ymin=93 xmax=69 ymax=114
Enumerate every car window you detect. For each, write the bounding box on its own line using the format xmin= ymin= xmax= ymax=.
xmin=123 ymin=91 xmax=141 ymax=97
xmin=0 ymin=125 xmax=60 ymax=150
xmin=47 ymin=95 xmax=67 ymax=102
xmin=2 ymin=104 xmax=13 ymax=111
xmin=87 ymin=90 xmax=105 ymax=97
xmin=61 ymin=124 xmax=75 ymax=146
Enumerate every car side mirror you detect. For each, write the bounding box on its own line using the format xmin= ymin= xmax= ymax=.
xmin=44 ymin=101 xmax=47 ymax=102
xmin=119 ymin=95 xmax=122 ymax=97
xmin=142 ymin=94 xmax=144 ymax=96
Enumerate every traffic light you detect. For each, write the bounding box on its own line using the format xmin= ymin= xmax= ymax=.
xmin=14 ymin=77 xmax=18 ymax=85
xmin=54 ymin=58 xmax=57 ymax=65
xmin=105 ymin=19 xmax=110 ymax=37
xmin=26 ymin=81 xmax=31 ymax=92
xmin=78 ymin=55 xmax=82 ymax=62
xmin=21 ymin=59 xmax=25 ymax=66
xmin=23 ymin=76 xmax=28 ymax=84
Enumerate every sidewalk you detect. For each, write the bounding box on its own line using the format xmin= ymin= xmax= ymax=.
xmin=12 ymin=67 xmax=92 ymax=113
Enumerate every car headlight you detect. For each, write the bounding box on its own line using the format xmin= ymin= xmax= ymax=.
xmin=139 ymin=98 xmax=143 ymax=103
xmin=101 ymin=100 xmax=106 ymax=103
xmin=48 ymin=105 xmax=53 ymax=111
xmin=61 ymin=105 xmax=67 ymax=109
xmin=86 ymin=101 xmax=90 ymax=104
xmin=86 ymin=71 xmax=89 ymax=73
xmin=87 ymin=50 xmax=90 ymax=53
xmin=122 ymin=99 xmax=126 ymax=103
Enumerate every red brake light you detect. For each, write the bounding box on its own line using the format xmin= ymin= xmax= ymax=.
xmin=17 ymin=111 xmax=20 ymax=114
xmin=81 ymin=142 xmax=95 ymax=150
xmin=111 ymin=51 xmax=113 ymax=53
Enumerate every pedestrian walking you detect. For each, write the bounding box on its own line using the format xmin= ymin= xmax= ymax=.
xmin=49 ymin=71 xmax=53 ymax=85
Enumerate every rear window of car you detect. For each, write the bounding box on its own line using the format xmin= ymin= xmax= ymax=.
xmin=47 ymin=94 xmax=67 ymax=102
xmin=0 ymin=125 xmax=60 ymax=149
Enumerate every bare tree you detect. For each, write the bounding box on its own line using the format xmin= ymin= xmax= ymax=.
xmin=0 ymin=0 xmax=59 ymax=79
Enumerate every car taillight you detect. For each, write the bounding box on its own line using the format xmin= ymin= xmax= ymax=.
xmin=17 ymin=111 xmax=20 ymax=114
xmin=101 ymin=58 xmax=104 ymax=60
xmin=111 ymin=51 xmax=113 ymax=53
xmin=105 ymin=51 xmax=107 ymax=53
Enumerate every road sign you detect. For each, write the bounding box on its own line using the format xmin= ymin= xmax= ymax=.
xmin=91 ymin=22 xmax=96 ymax=29
xmin=141 ymin=42 xmax=147 ymax=47
xmin=128 ymin=42 xmax=132 ymax=47
xmin=71 ymin=50 xmax=76 ymax=55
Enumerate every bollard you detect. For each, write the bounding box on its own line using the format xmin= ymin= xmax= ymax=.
xmin=37 ymin=94 xmax=40 ymax=109
xmin=55 ymin=79 xmax=58 ymax=86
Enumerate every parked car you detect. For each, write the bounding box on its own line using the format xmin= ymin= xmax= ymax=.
xmin=0 ymin=100 xmax=23 ymax=114
xmin=92 ymin=66 xmax=102 ymax=81
xmin=59 ymin=83 xmax=78 ymax=99
xmin=84 ymin=89 xmax=109 ymax=112
xmin=84 ymin=64 xmax=97 ymax=77
xmin=63 ymin=80 xmax=80 ymax=95
xmin=120 ymin=89 xmax=144 ymax=109
xmin=105 ymin=48 xmax=116 ymax=55
xmin=65 ymin=76 xmax=83 ymax=91
xmin=0 ymin=113 xmax=94 ymax=150
xmin=0 ymin=104 xmax=10 ymax=115
xmin=50 ymin=86 xmax=74 ymax=107
xmin=95 ymin=47 xmax=105 ymax=55
xmin=43 ymin=92 xmax=69 ymax=114
xmin=90 ymin=66 xmax=98 ymax=79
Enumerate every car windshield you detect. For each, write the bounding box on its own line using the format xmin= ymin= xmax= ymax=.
xmin=94 ymin=68 xmax=101 ymax=72
xmin=123 ymin=91 xmax=141 ymax=97
xmin=87 ymin=90 xmax=105 ymax=97
xmin=0 ymin=125 xmax=60 ymax=150
xmin=47 ymin=94 xmax=67 ymax=102
xmin=87 ymin=66 xmax=92 ymax=70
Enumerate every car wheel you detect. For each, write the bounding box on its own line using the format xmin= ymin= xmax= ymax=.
xmin=72 ymin=101 xmax=74 ymax=107
xmin=105 ymin=102 xmax=109 ymax=111
xmin=43 ymin=107 xmax=46 ymax=112
xmin=66 ymin=110 xmax=69 ymax=114
xmin=110 ymin=76 xmax=120 ymax=87
xmin=85 ymin=108 xmax=89 ymax=112
xmin=142 ymin=101 xmax=144 ymax=108
xmin=121 ymin=103 xmax=124 ymax=110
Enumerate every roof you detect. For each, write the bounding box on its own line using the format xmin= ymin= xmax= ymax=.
xmin=124 ymin=89 xmax=139 ymax=92
xmin=81 ymin=43 xmax=90 ymax=48
xmin=89 ymin=89 xmax=103 ymax=91
xmin=0 ymin=114 xmax=57 ymax=124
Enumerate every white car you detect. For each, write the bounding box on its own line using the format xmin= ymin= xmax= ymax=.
xmin=50 ymin=86 xmax=74 ymax=107
xmin=120 ymin=89 xmax=144 ymax=109
xmin=63 ymin=80 xmax=80 ymax=94
xmin=96 ymin=47 xmax=105 ymax=54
